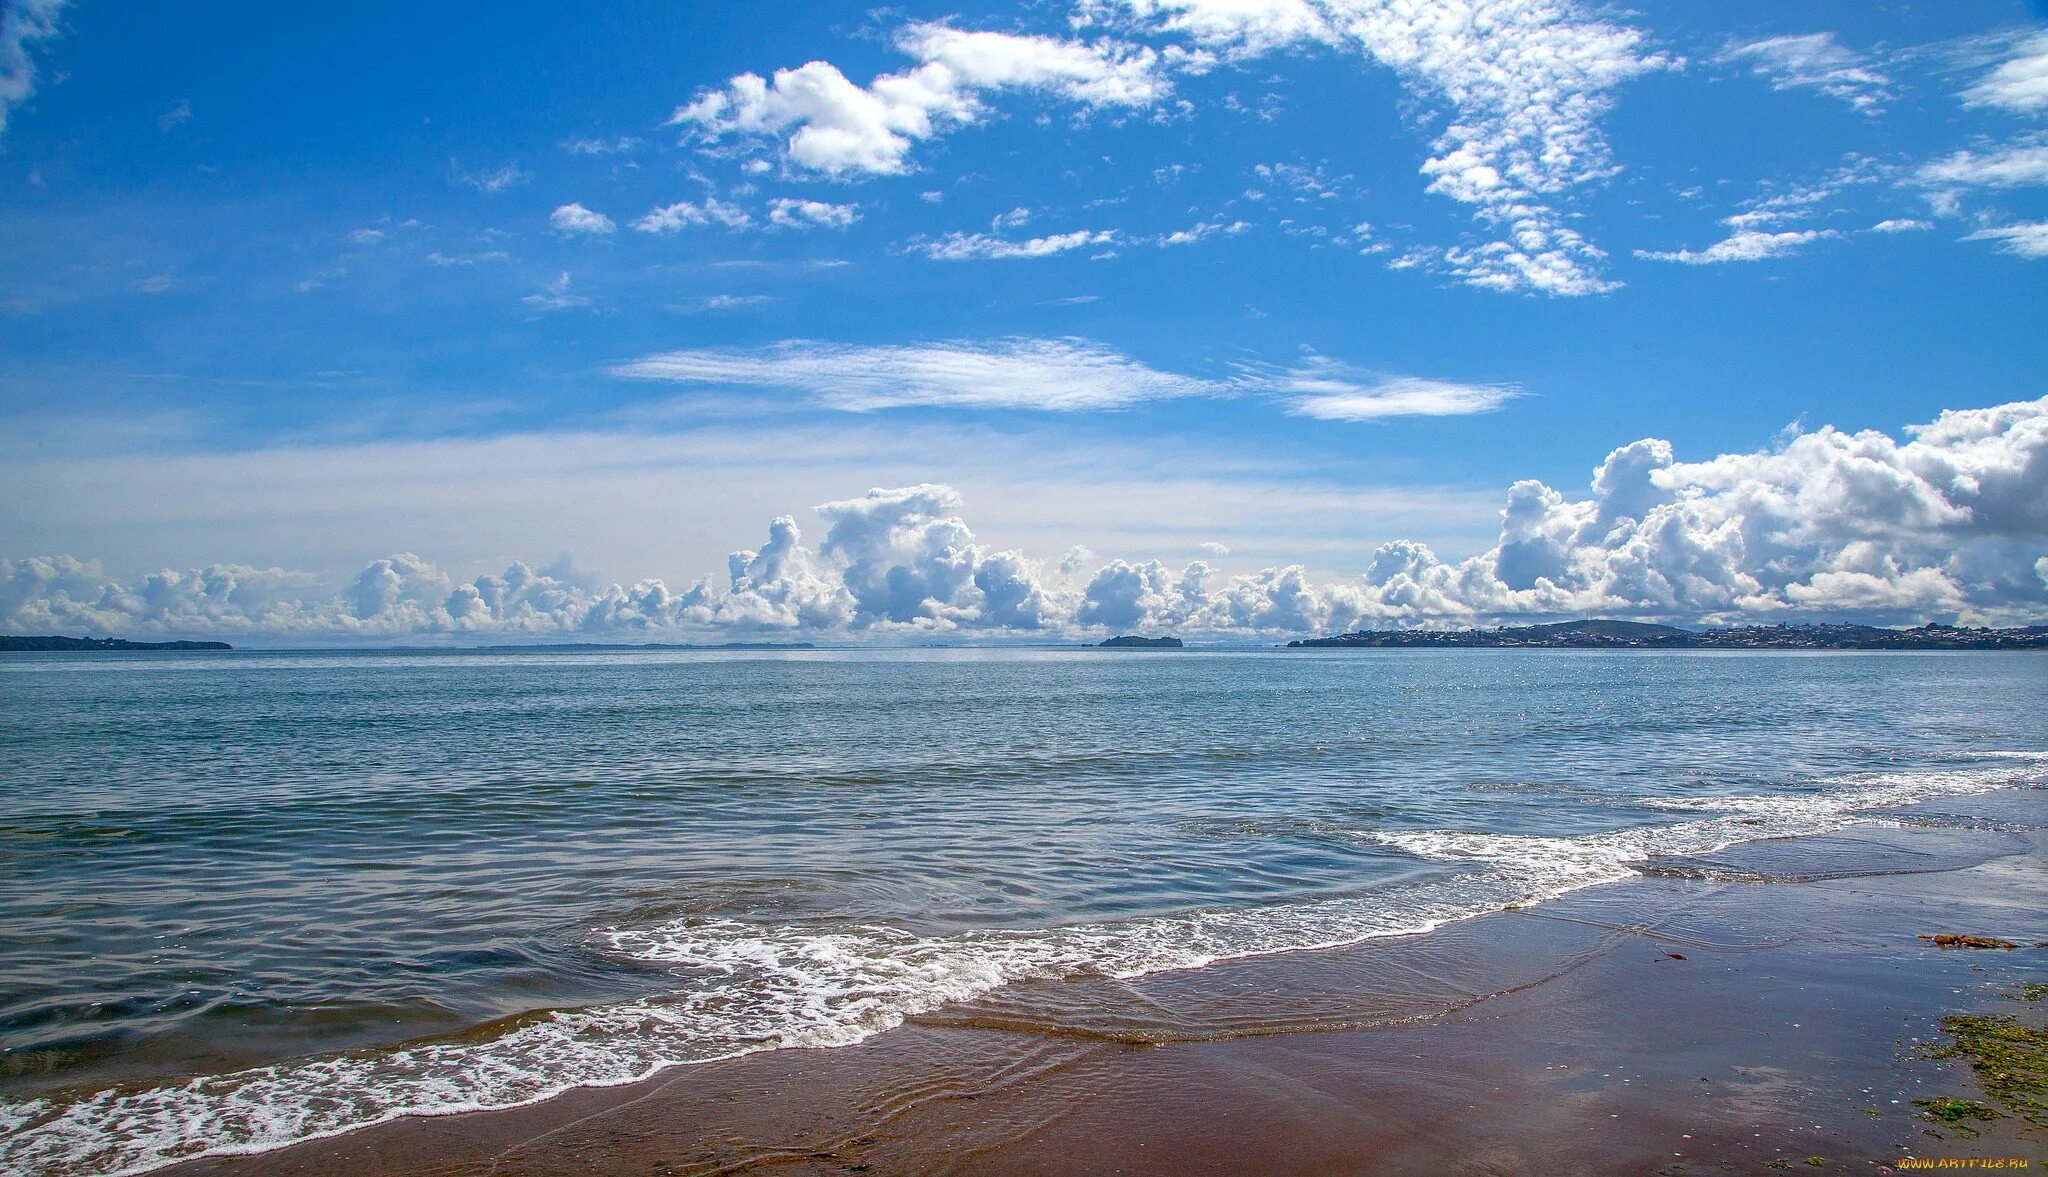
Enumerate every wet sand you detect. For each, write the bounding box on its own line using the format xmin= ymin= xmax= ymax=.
xmin=175 ymin=795 xmax=2045 ymax=1176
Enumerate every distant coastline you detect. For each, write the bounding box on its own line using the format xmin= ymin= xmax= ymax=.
xmin=1098 ymin=635 xmax=1184 ymax=648
xmin=1288 ymin=618 xmax=2048 ymax=650
xmin=472 ymin=641 xmax=819 ymax=652
xmin=0 ymin=635 xmax=233 ymax=652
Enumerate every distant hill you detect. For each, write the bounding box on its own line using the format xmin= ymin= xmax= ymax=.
xmin=1099 ymin=635 xmax=1184 ymax=648
xmin=1289 ymin=620 xmax=2048 ymax=650
xmin=1508 ymin=619 xmax=1688 ymax=640
xmin=0 ymin=635 xmax=233 ymax=652
xmin=475 ymin=641 xmax=818 ymax=651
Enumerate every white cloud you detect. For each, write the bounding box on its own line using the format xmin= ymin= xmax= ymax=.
xmin=1156 ymin=217 xmax=1251 ymax=246
xmin=349 ymin=228 xmax=385 ymax=245
xmin=156 ymin=98 xmax=192 ymax=131
xmin=1635 ymin=228 xmax=1838 ymax=265
xmin=1869 ymin=218 xmax=1933 ymax=233
xmin=1105 ymin=0 xmax=1334 ymax=57
xmin=632 ymin=198 xmax=753 ymax=233
xmin=1963 ymin=220 xmax=2048 ymax=259
xmin=673 ymin=22 xmax=1170 ymax=176
xmin=913 ymin=228 xmax=1118 ymax=259
xmin=560 ymin=135 xmax=645 ymax=155
xmin=672 ymin=293 xmax=776 ymax=314
xmin=1718 ymin=32 xmax=1890 ymax=113
xmin=1104 ymin=0 xmax=1675 ymax=296
xmin=1917 ymin=139 xmax=2048 ymax=189
xmin=1198 ymin=541 xmax=1232 ymax=557
xmin=768 ymin=198 xmax=860 ymax=229
xmin=521 ymin=272 xmax=590 ymax=312
xmin=450 ymin=161 xmax=529 ymax=193
xmin=1961 ymin=30 xmax=2048 ymax=115
xmin=0 ymin=0 xmax=64 ymax=138
xmin=425 ymin=250 xmax=509 ymax=266
xmin=13 ymin=396 xmax=2046 ymax=639
xmin=549 ymin=202 xmax=617 ymax=235
xmin=613 ymin=337 xmax=1220 ymax=411
xmin=1278 ymin=363 xmax=1519 ymax=420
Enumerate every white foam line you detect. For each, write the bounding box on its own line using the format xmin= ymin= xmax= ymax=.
xmin=2 ymin=759 xmax=2038 ymax=1176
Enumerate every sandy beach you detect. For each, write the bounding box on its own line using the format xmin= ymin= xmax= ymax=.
xmin=163 ymin=790 xmax=2044 ymax=1177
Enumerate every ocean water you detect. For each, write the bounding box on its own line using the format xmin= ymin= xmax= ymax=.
xmin=0 ymin=647 xmax=2043 ymax=1174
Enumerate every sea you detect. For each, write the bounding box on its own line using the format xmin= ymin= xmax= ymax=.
xmin=0 ymin=647 xmax=2043 ymax=1175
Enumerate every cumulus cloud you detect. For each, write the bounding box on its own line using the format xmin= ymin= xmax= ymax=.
xmin=633 ymin=197 xmax=754 ymax=233
xmin=613 ymin=337 xmax=1221 ymax=411
xmin=1636 ymin=227 xmax=1839 ymax=265
xmin=15 ymin=399 xmax=2043 ymax=641
xmin=1963 ymin=220 xmax=2048 ymax=259
xmin=1960 ymin=30 xmax=2048 ymax=115
xmin=913 ymin=228 xmax=1119 ymax=259
xmin=768 ymin=197 xmax=860 ymax=229
xmin=0 ymin=0 xmax=64 ymax=138
xmin=549 ymin=202 xmax=616 ymax=235
xmin=672 ymin=22 xmax=1170 ymax=176
xmin=1101 ymin=0 xmax=1675 ymax=296
xmin=1718 ymin=32 xmax=1890 ymax=113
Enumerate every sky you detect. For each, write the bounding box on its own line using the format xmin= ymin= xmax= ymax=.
xmin=0 ymin=0 xmax=2045 ymax=642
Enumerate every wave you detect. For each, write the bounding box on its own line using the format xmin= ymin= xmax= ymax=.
xmin=2 ymin=758 xmax=2038 ymax=1176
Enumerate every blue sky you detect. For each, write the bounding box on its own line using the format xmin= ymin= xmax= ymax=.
xmin=1 ymin=0 xmax=2045 ymax=639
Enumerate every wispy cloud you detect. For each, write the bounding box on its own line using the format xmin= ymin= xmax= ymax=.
xmin=1963 ymin=220 xmax=2048 ymax=259
xmin=614 ymin=338 xmax=1220 ymax=411
xmin=1917 ymin=139 xmax=2048 ymax=189
xmin=450 ymin=160 xmax=529 ymax=194
xmin=1101 ymin=0 xmax=1675 ymax=296
xmin=1636 ymin=227 xmax=1839 ymax=265
xmin=425 ymin=250 xmax=509 ymax=267
xmin=521 ymin=272 xmax=591 ymax=312
xmin=156 ymin=97 xmax=192 ymax=131
xmin=615 ymin=337 xmax=1521 ymax=422
xmin=0 ymin=0 xmax=65 ymax=138
xmin=1959 ymin=29 xmax=2048 ymax=115
xmin=668 ymin=293 xmax=776 ymax=314
xmin=913 ymin=229 xmax=1118 ymax=260
xmin=1718 ymin=32 xmax=1890 ymax=113
xmin=1274 ymin=361 xmax=1520 ymax=421
xmin=560 ymin=135 xmax=645 ymax=155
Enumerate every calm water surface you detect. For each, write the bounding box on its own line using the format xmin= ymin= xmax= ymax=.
xmin=1 ymin=648 xmax=2043 ymax=1173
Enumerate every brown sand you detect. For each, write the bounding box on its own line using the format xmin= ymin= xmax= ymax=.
xmin=171 ymin=809 xmax=2045 ymax=1176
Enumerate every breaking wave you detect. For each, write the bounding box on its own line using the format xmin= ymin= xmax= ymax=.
xmin=2 ymin=759 xmax=2038 ymax=1177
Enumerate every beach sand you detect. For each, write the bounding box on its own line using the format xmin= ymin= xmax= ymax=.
xmin=172 ymin=793 xmax=2044 ymax=1176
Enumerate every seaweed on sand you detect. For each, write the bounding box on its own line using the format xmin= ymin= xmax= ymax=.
xmin=1915 ymin=1012 xmax=2047 ymax=1130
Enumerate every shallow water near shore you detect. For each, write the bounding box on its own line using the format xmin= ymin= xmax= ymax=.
xmin=1 ymin=648 xmax=2043 ymax=1174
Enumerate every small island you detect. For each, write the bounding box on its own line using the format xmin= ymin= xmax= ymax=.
xmin=0 ymin=635 xmax=233 ymax=652
xmin=1099 ymin=635 xmax=1185 ymax=648
xmin=1287 ymin=619 xmax=2048 ymax=650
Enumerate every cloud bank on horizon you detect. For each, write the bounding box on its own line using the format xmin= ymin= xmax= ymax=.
xmin=7 ymin=396 xmax=2044 ymax=642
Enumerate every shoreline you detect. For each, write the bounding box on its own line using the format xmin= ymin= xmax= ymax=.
xmin=153 ymin=791 xmax=2046 ymax=1177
